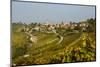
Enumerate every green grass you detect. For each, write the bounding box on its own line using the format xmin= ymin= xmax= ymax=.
xmin=12 ymin=23 xmax=96 ymax=66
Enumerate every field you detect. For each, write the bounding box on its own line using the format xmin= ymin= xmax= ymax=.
xmin=12 ymin=18 xmax=96 ymax=66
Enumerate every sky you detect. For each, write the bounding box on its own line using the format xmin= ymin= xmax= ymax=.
xmin=12 ymin=1 xmax=95 ymax=24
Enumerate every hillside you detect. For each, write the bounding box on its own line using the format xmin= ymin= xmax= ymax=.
xmin=12 ymin=18 xmax=96 ymax=66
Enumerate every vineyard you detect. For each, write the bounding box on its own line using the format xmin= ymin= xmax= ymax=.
xmin=12 ymin=18 xmax=96 ymax=66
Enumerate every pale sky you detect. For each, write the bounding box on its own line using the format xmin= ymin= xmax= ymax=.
xmin=12 ymin=1 xmax=96 ymax=24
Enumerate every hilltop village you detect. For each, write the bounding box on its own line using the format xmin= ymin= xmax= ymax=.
xmin=17 ymin=20 xmax=93 ymax=34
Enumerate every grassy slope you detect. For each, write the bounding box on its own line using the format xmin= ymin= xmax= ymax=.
xmin=12 ymin=24 xmax=96 ymax=65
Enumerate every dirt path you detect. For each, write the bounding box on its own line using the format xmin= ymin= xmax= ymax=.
xmin=46 ymin=38 xmax=58 ymax=44
xmin=34 ymin=33 xmax=83 ymax=59
xmin=64 ymin=34 xmax=82 ymax=51
xmin=64 ymin=33 xmax=89 ymax=51
xmin=57 ymin=35 xmax=64 ymax=44
xmin=40 ymin=29 xmax=64 ymax=45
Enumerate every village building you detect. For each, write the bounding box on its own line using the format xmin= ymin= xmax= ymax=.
xmin=79 ymin=22 xmax=89 ymax=31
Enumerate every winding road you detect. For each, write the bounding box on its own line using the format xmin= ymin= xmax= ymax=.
xmin=25 ymin=28 xmax=64 ymax=45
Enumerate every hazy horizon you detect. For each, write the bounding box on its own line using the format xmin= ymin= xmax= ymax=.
xmin=12 ymin=1 xmax=95 ymax=24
